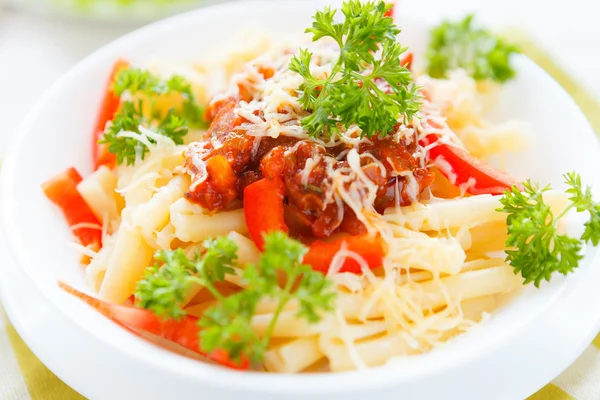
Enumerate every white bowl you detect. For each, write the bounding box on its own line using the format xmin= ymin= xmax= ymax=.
xmin=3 ymin=1 xmax=600 ymax=399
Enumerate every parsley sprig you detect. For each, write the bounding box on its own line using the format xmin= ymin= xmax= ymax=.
xmin=426 ymin=14 xmax=520 ymax=83
xmin=135 ymin=232 xmax=336 ymax=364
xmin=135 ymin=236 xmax=238 ymax=320
xmin=499 ymin=172 xmax=600 ymax=286
xmin=100 ymin=67 xmax=206 ymax=166
xmin=289 ymin=0 xmax=420 ymax=139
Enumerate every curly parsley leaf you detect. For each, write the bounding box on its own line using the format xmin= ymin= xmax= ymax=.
xmin=99 ymin=104 xmax=189 ymax=166
xmin=112 ymin=67 xmax=162 ymax=97
xmin=499 ymin=172 xmax=600 ymax=287
xmin=158 ymin=111 xmax=190 ymax=145
xmin=427 ymin=14 xmax=519 ymax=83
xmin=135 ymin=248 xmax=202 ymax=320
xmin=565 ymin=172 xmax=600 ymax=246
xmin=290 ymin=0 xmax=420 ymax=139
xmin=135 ymin=232 xmax=336 ymax=365
xmin=199 ymin=232 xmax=336 ymax=364
xmin=135 ymin=237 xmax=238 ymax=320
xmin=197 ymin=236 xmax=238 ymax=285
xmin=99 ymin=100 xmax=145 ymax=165
xmin=99 ymin=67 xmax=206 ymax=166
xmin=166 ymin=75 xmax=204 ymax=125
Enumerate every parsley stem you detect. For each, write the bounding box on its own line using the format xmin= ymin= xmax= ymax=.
xmin=203 ymin=282 xmax=226 ymax=302
xmin=555 ymin=203 xmax=575 ymax=223
xmin=263 ymin=272 xmax=297 ymax=344
xmin=362 ymin=76 xmax=396 ymax=105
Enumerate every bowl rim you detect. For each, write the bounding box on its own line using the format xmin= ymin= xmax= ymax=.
xmin=3 ymin=0 xmax=600 ymax=395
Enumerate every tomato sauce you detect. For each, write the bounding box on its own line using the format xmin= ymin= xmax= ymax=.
xmin=185 ymin=97 xmax=434 ymax=238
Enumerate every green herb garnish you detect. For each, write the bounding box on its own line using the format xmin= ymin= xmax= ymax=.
xmin=135 ymin=232 xmax=336 ymax=364
xmin=100 ymin=67 xmax=206 ymax=166
xmin=290 ymin=0 xmax=420 ymax=139
xmin=499 ymin=172 xmax=600 ymax=286
xmin=427 ymin=14 xmax=519 ymax=83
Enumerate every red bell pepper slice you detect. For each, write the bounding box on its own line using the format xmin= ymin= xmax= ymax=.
xmin=243 ymin=178 xmax=385 ymax=273
xmin=384 ymin=1 xmax=395 ymax=18
xmin=401 ymin=52 xmax=413 ymax=70
xmin=59 ymin=282 xmax=249 ymax=370
xmin=421 ymin=134 xmax=520 ymax=195
xmin=243 ymin=177 xmax=288 ymax=251
xmin=94 ymin=59 xmax=130 ymax=170
xmin=304 ymin=235 xmax=386 ymax=274
xmin=42 ymin=167 xmax=102 ymax=252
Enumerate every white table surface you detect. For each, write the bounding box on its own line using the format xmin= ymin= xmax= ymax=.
xmin=0 ymin=0 xmax=599 ymax=158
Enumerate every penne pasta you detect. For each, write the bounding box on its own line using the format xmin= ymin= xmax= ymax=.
xmin=85 ymin=234 xmax=116 ymax=292
xmin=99 ymin=223 xmax=154 ymax=303
xmin=227 ymin=231 xmax=261 ymax=266
xmin=154 ymin=222 xmax=177 ymax=250
xmin=339 ymin=266 xmax=521 ymax=320
xmin=415 ymin=266 xmax=521 ymax=310
xmin=395 ymin=257 xmax=505 ymax=285
xmin=132 ymin=175 xmax=189 ymax=244
xmin=170 ymin=199 xmax=248 ymax=243
xmin=264 ymin=337 xmax=324 ymax=373
xmin=459 ymin=295 xmax=497 ymax=321
xmin=117 ymin=146 xmax=184 ymax=212
xmin=322 ymin=320 xmax=389 ymax=342
xmin=387 ymin=236 xmax=466 ymax=275
xmin=319 ymin=331 xmax=415 ymax=371
xmin=468 ymin=221 xmax=508 ymax=253
xmin=77 ymin=165 xmax=119 ymax=229
xmin=252 ymin=311 xmax=332 ymax=338
xmin=384 ymin=191 xmax=569 ymax=232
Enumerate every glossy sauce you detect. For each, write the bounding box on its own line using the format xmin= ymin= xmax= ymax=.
xmin=184 ymin=97 xmax=434 ymax=238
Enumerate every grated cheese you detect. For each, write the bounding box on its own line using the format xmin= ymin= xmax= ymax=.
xmin=101 ymin=36 xmax=531 ymax=371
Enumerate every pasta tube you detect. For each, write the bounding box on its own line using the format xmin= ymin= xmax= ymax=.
xmin=339 ymin=266 xmax=521 ymax=320
xmin=117 ymin=148 xmax=184 ymax=210
xmin=468 ymin=221 xmax=508 ymax=253
xmin=99 ymin=223 xmax=154 ymax=303
xmin=154 ymin=222 xmax=177 ymax=250
xmin=76 ymin=165 xmax=119 ymax=227
xmin=170 ymin=199 xmax=248 ymax=243
xmin=264 ymin=337 xmax=324 ymax=373
xmin=384 ymin=191 xmax=568 ymax=231
xmin=252 ymin=311 xmax=331 ymax=338
xmin=132 ymin=175 xmax=189 ymax=244
xmin=85 ymin=234 xmax=116 ymax=292
xmin=227 ymin=231 xmax=261 ymax=266
xmin=387 ymin=236 xmax=466 ymax=275
xmin=319 ymin=332 xmax=414 ymax=371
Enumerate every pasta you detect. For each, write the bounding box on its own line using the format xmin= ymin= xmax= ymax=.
xmin=170 ymin=198 xmax=248 ymax=243
xmin=383 ymin=192 xmax=569 ymax=232
xmin=417 ymin=70 xmax=531 ymax=159
xmin=99 ymin=222 xmax=154 ymax=303
xmin=321 ymin=330 xmax=415 ymax=371
xmin=252 ymin=311 xmax=330 ymax=338
xmin=132 ymin=175 xmax=189 ymax=245
xmin=386 ymin=236 xmax=466 ymax=275
xmin=76 ymin=165 xmax=119 ymax=228
xmin=264 ymin=337 xmax=324 ymax=373
xmin=44 ymin=2 xmax=598 ymax=376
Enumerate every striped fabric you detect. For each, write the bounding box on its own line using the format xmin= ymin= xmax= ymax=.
xmin=0 ymin=35 xmax=599 ymax=400
xmin=0 ymin=307 xmax=84 ymax=399
xmin=530 ymin=335 xmax=600 ymax=400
